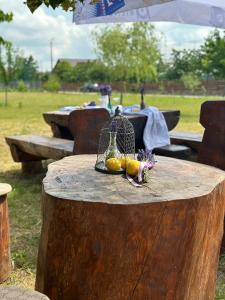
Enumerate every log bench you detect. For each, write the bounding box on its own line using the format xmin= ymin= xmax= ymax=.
xmin=36 ymin=155 xmax=225 ymax=300
xmin=5 ymin=109 xmax=110 ymax=173
xmin=169 ymin=100 xmax=225 ymax=170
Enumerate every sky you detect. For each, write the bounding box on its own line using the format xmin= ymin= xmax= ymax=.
xmin=0 ymin=0 xmax=219 ymax=71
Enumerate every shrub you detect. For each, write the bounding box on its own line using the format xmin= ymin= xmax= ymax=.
xmin=181 ymin=73 xmax=201 ymax=93
xmin=43 ymin=74 xmax=61 ymax=92
xmin=17 ymin=80 xmax=28 ymax=92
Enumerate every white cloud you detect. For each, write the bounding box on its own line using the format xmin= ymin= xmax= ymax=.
xmin=0 ymin=1 xmax=221 ymax=70
xmin=0 ymin=0 xmax=97 ymax=71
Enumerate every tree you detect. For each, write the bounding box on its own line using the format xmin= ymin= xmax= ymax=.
xmin=0 ymin=44 xmax=20 ymax=106
xmin=43 ymin=74 xmax=61 ymax=92
xmin=94 ymin=23 xmax=161 ymax=88
xmin=54 ymin=60 xmax=74 ymax=83
xmin=26 ymin=0 xmax=89 ymax=12
xmin=181 ymin=72 xmax=201 ymax=93
xmin=201 ymin=30 xmax=225 ymax=80
xmin=16 ymin=55 xmax=39 ymax=81
xmin=0 ymin=10 xmax=13 ymax=44
xmin=165 ymin=49 xmax=202 ymax=80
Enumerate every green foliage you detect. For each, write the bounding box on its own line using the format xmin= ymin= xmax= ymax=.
xmin=0 ymin=43 xmax=20 ymax=105
xmin=94 ymin=23 xmax=161 ymax=85
xmin=54 ymin=60 xmax=74 ymax=82
xmin=0 ymin=10 xmax=13 ymax=45
xmin=165 ymin=30 xmax=225 ymax=81
xmin=43 ymin=74 xmax=61 ymax=92
xmin=201 ymin=30 xmax=225 ymax=80
xmin=26 ymin=0 xmax=98 ymax=12
xmin=17 ymin=80 xmax=28 ymax=92
xmin=16 ymin=55 xmax=39 ymax=81
xmin=166 ymin=49 xmax=202 ymax=80
xmin=181 ymin=73 xmax=201 ymax=92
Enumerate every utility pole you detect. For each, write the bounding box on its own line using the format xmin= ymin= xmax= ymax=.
xmin=50 ymin=38 xmax=54 ymax=71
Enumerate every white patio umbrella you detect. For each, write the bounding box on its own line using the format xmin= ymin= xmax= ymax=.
xmin=74 ymin=0 xmax=225 ymax=28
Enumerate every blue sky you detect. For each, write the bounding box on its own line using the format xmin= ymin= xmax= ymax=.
xmin=0 ymin=0 xmax=217 ymax=71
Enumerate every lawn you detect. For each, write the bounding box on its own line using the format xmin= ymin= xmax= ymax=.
xmin=0 ymin=92 xmax=225 ymax=298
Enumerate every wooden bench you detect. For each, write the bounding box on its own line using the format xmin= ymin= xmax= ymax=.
xmin=168 ymin=100 xmax=225 ymax=170
xmin=5 ymin=109 xmax=110 ymax=173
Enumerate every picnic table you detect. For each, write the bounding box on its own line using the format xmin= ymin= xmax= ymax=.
xmin=36 ymin=155 xmax=225 ymax=300
xmin=43 ymin=109 xmax=180 ymax=150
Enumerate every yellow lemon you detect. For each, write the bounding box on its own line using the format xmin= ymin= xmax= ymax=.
xmin=127 ymin=159 xmax=140 ymax=176
xmin=106 ymin=158 xmax=121 ymax=172
xmin=120 ymin=157 xmax=131 ymax=170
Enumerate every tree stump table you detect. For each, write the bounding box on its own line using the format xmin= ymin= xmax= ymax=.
xmin=0 ymin=286 xmax=49 ymax=300
xmin=36 ymin=155 xmax=225 ymax=300
xmin=0 ymin=183 xmax=12 ymax=283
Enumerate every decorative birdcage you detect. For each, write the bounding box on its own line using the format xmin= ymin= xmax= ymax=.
xmin=95 ymin=107 xmax=135 ymax=174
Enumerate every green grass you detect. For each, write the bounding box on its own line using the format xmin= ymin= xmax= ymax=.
xmin=0 ymin=92 xmax=225 ymax=297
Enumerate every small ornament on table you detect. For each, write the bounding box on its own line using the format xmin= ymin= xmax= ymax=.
xmin=95 ymin=106 xmax=135 ymax=174
xmin=126 ymin=149 xmax=156 ymax=187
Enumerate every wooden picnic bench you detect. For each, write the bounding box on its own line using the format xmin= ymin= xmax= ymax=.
xmin=5 ymin=109 xmax=110 ymax=173
xmin=170 ymin=100 xmax=225 ymax=170
xmin=6 ymin=108 xmax=184 ymax=173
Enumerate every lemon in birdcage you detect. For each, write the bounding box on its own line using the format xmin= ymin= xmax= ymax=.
xmin=106 ymin=158 xmax=121 ymax=172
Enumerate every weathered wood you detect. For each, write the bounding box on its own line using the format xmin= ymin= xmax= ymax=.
xmin=153 ymin=144 xmax=192 ymax=159
xmin=0 ymin=286 xmax=49 ymax=299
xmin=5 ymin=135 xmax=74 ymax=161
xmin=43 ymin=110 xmax=180 ymax=143
xmin=36 ymin=155 xmax=225 ymax=300
xmin=170 ymin=131 xmax=203 ymax=152
xmin=198 ymin=100 xmax=225 ymax=170
xmin=69 ymin=108 xmax=110 ymax=154
xmin=0 ymin=184 xmax=12 ymax=283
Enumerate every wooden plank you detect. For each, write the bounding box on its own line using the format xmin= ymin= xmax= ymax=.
xmin=5 ymin=135 xmax=73 ymax=160
xmin=198 ymin=100 xmax=225 ymax=170
xmin=170 ymin=131 xmax=203 ymax=152
xmin=43 ymin=109 xmax=181 ymax=140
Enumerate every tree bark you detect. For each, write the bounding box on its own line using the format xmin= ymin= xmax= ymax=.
xmin=0 ymin=184 xmax=12 ymax=283
xmin=36 ymin=155 xmax=225 ymax=300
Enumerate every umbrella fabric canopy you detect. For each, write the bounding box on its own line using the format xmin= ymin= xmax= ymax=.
xmin=74 ymin=0 xmax=225 ymax=28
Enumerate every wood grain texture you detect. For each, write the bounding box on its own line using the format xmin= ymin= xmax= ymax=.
xmin=198 ymin=100 xmax=225 ymax=170
xmin=0 ymin=187 xmax=11 ymax=282
xmin=68 ymin=108 xmax=110 ymax=154
xmin=5 ymin=135 xmax=74 ymax=160
xmin=36 ymin=155 xmax=225 ymax=300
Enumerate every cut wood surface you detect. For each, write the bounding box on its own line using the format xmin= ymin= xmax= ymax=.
xmin=0 ymin=184 xmax=11 ymax=282
xmin=0 ymin=286 xmax=49 ymax=300
xmin=36 ymin=155 xmax=225 ymax=300
xmin=0 ymin=183 xmax=12 ymax=197
xmin=43 ymin=155 xmax=224 ymax=204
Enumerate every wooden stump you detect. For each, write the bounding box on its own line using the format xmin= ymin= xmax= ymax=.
xmin=0 ymin=183 xmax=12 ymax=282
xmin=0 ymin=286 xmax=49 ymax=299
xmin=36 ymin=155 xmax=225 ymax=300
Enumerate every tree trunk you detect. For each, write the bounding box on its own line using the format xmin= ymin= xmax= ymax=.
xmin=36 ymin=155 xmax=225 ymax=300
xmin=0 ymin=184 xmax=12 ymax=282
xmin=4 ymin=84 xmax=8 ymax=107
